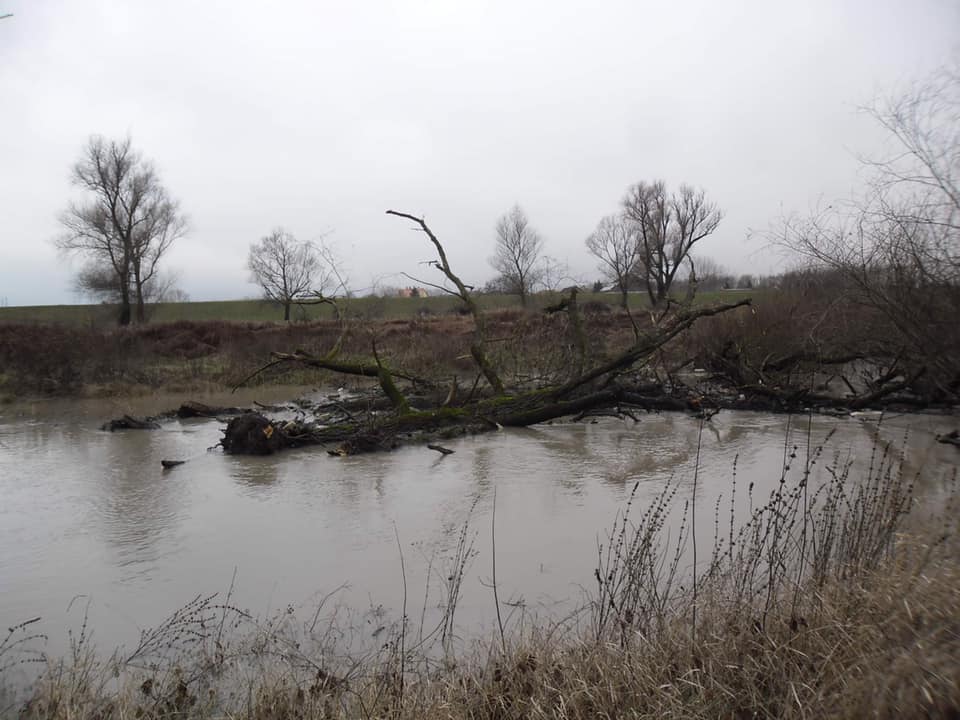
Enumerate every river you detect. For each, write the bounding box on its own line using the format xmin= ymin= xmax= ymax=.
xmin=0 ymin=390 xmax=955 ymax=667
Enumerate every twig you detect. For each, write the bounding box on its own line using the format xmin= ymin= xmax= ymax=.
xmin=393 ymin=524 xmax=407 ymax=716
xmin=692 ymin=418 xmax=704 ymax=646
xmin=491 ymin=488 xmax=507 ymax=654
xmin=231 ymin=358 xmax=286 ymax=392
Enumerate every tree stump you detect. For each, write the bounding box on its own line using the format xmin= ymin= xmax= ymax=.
xmin=221 ymin=413 xmax=283 ymax=455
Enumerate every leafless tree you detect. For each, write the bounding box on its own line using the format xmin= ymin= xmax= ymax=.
xmin=585 ymin=214 xmax=639 ymax=308
xmin=248 ymin=229 xmax=340 ymax=321
xmin=56 ymin=136 xmax=187 ymax=325
xmin=622 ymin=180 xmax=723 ymax=307
xmin=777 ymin=64 xmax=960 ymax=397
xmin=490 ymin=204 xmax=544 ymax=307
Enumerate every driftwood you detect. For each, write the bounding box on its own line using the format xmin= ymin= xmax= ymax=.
xmin=102 ymin=399 xmax=267 ymax=433
xmin=101 ymin=415 xmax=161 ymax=431
xmin=176 ymin=401 xmax=246 ymax=418
xmin=427 ymin=444 xmax=455 ymax=455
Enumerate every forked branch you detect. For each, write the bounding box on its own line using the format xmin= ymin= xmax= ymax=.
xmin=386 ymin=210 xmax=505 ymax=394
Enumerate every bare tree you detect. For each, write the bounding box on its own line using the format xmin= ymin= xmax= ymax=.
xmin=248 ymin=229 xmax=339 ymax=321
xmin=622 ymin=180 xmax=723 ymax=307
xmin=56 ymin=136 xmax=187 ymax=325
xmin=490 ymin=204 xmax=544 ymax=307
xmin=586 ymin=214 xmax=638 ymax=308
xmin=777 ymin=64 xmax=960 ymax=398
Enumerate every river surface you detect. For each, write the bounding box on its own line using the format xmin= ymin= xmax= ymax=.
xmin=0 ymin=390 xmax=956 ymax=665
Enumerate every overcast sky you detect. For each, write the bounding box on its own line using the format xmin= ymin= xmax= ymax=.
xmin=1 ymin=0 xmax=957 ymax=306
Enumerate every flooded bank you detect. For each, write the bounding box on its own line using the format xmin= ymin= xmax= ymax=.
xmin=1 ymin=392 xmax=956 ymax=663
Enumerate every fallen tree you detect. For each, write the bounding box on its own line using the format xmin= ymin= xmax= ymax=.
xmin=221 ymin=210 xmax=755 ymax=455
xmin=222 ymin=214 xmax=956 ymax=455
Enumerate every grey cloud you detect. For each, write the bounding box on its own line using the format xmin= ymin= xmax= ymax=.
xmin=1 ymin=0 xmax=957 ymax=304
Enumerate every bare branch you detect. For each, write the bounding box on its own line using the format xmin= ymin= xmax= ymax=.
xmin=248 ymin=229 xmax=341 ymax=321
xmin=622 ymin=180 xmax=723 ymax=307
xmin=586 ymin=214 xmax=638 ymax=308
xmin=387 ymin=210 xmax=505 ymax=393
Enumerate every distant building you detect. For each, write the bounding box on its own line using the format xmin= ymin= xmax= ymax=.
xmin=398 ymin=287 xmax=429 ymax=298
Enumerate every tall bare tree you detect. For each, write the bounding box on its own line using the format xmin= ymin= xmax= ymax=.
xmin=622 ymin=181 xmax=723 ymax=307
xmin=586 ymin=214 xmax=639 ymax=308
xmin=490 ymin=204 xmax=544 ymax=307
xmin=249 ymin=229 xmax=337 ymax=321
xmin=56 ymin=136 xmax=187 ymax=325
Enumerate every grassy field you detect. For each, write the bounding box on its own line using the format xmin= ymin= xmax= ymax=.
xmin=0 ymin=291 xmax=756 ymax=326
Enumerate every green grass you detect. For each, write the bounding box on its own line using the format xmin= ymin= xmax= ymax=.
xmin=0 ymin=290 xmax=758 ymax=327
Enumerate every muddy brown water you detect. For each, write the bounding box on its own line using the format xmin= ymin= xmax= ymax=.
xmin=0 ymin=390 xmax=956 ymax=668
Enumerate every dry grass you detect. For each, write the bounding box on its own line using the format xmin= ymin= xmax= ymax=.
xmin=3 ymin=420 xmax=957 ymax=719
xmin=0 ymin=308 xmax=643 ymax=399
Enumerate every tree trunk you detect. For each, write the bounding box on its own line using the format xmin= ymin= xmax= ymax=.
xmin=134 ymin=277 xmax=146 ymax=323
xmin=283 ymin=302 xmax=291 ymax=322
xmin=226 ymin=299 xmax=754 ymax=456
xmin=619 ymin=286 xmax=628 ymax=309
xmin=118 ymin=285 xmax=132 ymax=326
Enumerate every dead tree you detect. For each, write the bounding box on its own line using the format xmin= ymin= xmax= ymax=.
xmin=223 ymin=211 xmax=753 ymax=455
xmin=387 ymin=210 xmax=505 ymax=394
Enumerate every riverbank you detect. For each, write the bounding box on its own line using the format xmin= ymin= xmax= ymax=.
xmin=5 ymin=426 xmax=958 ymax=719
xmin=0 ymin=308 xmax=639 ymax=401
xmin=3 ymin=292 xmax=952 ymax=418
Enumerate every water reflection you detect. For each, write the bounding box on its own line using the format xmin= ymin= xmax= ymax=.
xmin=0 ymin=400 xmax=955 ymax=662
xmin=230 ymin=456 xmax=281 ymax=489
